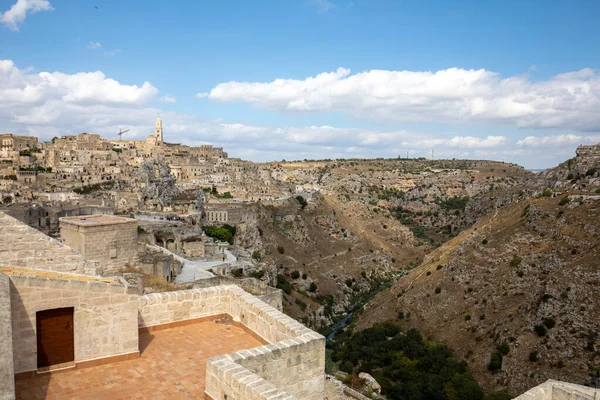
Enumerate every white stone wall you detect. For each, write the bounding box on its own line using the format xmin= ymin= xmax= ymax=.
xmin=138 ymin=285 xmax=325 ymax=400
xmin=514 ymin=380 xmax=599 ymax=400
xmin=9 ymin=275 xmax=139 ymax=374
xmin=0 ymin=212 xmax=94 ymax=275
xmin=137 ymin=286 xmax=228 ymax=327
xmin=60 ymin=219 xmax=138 ymax=274
xmin=0 ymin=272 xmax=15 ymax=400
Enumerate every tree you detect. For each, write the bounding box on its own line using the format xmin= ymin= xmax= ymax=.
xmin=296 ymin=195 xmax=308 ymax=210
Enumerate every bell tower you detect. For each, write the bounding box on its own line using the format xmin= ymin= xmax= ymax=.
xmin=155 ymin=114 xmax=163 ymax=143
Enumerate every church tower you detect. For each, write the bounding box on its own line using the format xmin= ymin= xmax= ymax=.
xmin=155 ymin=114 xmax=163 ymax=143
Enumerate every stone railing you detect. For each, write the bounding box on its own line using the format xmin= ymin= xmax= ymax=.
xmin=514 ymin=379 xmax=599 ymax=400
xmin=137 ymin=285 xmax=325 ymax=399
xmin=192 ymin=276 xmax=282 ymax=311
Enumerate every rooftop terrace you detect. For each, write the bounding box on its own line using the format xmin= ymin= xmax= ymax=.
xmin=16 ymin=321 xmax=265 ymax=399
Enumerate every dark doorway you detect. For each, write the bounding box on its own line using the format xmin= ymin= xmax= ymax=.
xmin=36 ymin=307 xmax=74 ymax=368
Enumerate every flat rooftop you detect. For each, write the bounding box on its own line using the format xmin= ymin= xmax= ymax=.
xmin=16 ymin=321 xmax=266 ymax=399
xmin=59 ymin=215 xmax=136 ymax=227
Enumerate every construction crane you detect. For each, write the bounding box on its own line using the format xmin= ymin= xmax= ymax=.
xmin=117 ymin=128 xmax=130 ymax=140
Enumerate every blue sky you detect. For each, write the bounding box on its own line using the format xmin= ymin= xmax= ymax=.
xmin=1 ymin=0 xmax=600 ymax=168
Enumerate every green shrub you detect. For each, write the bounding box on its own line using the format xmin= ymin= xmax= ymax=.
xmin=510 ymin=255 xmax=522 ymax=268
xmin=276 ymin=274 xmax=293 ymax=295
xmin=291 ymin=270 xmax=300 ymax=279
xmin=436 ymin=265 xmax=443 ymax=270
xmin=497 ymin=342 xmax=510 ymax=355
xmin=534 ymin=324 xmax=547 ymax=337
xmin=295 ymin=298 xmax=307 ymax=311
xmin=486 ymin=391 xmax=513 ymax=400
xmin=231 ymin=268 xmax=244 ymax=278
xmin=137 ymin=226 xmax=145 ymax=233
xmin=309 ymin=282 xmax=317 ymax=292
xmin=543 ymin=317 xmax=556 ymax=329
xmin=558 ymin=197 xmax=570 ymax=206
xmin=397 ymin=311 xmax=405 ymax=320
xmin=426 ymin=271 xmax=431 ymax=276
xmin=586 ymin=168 xmax=597 ymax=177
xmin=251 ymin=250 xmax=261 ymax=261
xmin=248 ymin=270 xmax=264 ymax=279
xmin=333 ymin=322 xmax=485 ymax=399
xmin=529 ymin=351 xmax=539 ymax=362
xmin=435 ymin=287 xmax=441 ymax=294
xmin=482 ymin=239 xmax=488 ymax=245
xmin=277 ymin=245 xmax=285 ymax=254
xmin=488 ymin=352 xmax=503 ymax=371
xmin=302 ymin=273 xmax=307 ymax=280
xmin=465 ymin=315 xmax=471 ymax=321
xmin=438 ymin=196 xmax=470 ymax=211
xmin=542 ymin=188 xmax=552 ymax=197
xmin=295 ymin=195 xmax=308 ymax=210
xmin=202 ymin=225 xmax=235 ymax=244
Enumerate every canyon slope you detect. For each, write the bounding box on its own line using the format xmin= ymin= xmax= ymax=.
xmin=356 ymin=152 xmax=600 ymax=395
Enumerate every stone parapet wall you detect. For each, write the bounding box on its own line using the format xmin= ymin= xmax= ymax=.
xmin=514 ymin=379 xmax=599 ymax=399
xmin=193 ymin=276 xmax=282 ymax=311
xmin=8 ymin=274 xmax=139 ymax=374
xmin=0 ymin=212 xmax=94 ymax=275
xmin=137 ymin=286 xmax=228 ymax=327
xmin=137 ymin=285 xmax=325 ymax=400
xmin=0 ymin=272 xmax=15 ymax=400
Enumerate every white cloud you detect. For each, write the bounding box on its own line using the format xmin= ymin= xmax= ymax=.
xmin=160 ymin=95 xmax=177 ymax=103
xmin=0 ymin=59 xmax=157 ymax=109
xmin=104 ymin=49 xmax=122 ymax=56
xmin=87 ymin=41 xmax=102 ymax=49
xmin=0 ymin=0 xmax=52 ymax=31
xmin=517 ymin=134 xmax=600 ymax=148
xmin=195 ymin=92 xmax=209 ymax=99
xmin=313 ymin=0 xmax=334 ymax=12
xmin=0 ymin=59 xmax=595 ymax=169
xmin=206 ymin=67 xmax=600 ymax=131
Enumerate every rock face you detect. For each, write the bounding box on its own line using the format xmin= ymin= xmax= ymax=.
xmin=235 ymin=159 xmax=532 ymax=330
xmin=358 ymin=372 xmax=381 ymax=395
xmin=357 ymin=192 xmax=600 ymax=395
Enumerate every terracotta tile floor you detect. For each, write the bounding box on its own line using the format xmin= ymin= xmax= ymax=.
xmin=15 ymin=322 xmax=266 ymax=400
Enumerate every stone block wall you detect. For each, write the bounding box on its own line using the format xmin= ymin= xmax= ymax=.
xmin=193 ymin=276 xmax=283 ymax=311
xmin=0 ymin=272 xmax=15 ymax=400
xmin=514 ymin=380 xmax=600 ymax=399
xmin=60 ymin=217 xmax=138 ymax=274
xmin=137 ymin=285 xmax=325 ymax=400
xmin=0 ymin=212 xmax=93 ymax=275
xmin=137 ymin=286 xmax=228 ymax=327
xmin=9 ymin=274 xmax=139 ymax=374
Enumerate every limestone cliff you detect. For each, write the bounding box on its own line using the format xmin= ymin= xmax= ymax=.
xmin=357 ymin=191 xmax=600 ymax=395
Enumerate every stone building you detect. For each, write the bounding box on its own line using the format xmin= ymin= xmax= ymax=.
xmin=0 ymin=134 xmax=38 ymax=153
xmin=60 ymin=215 xmax=138 ymax=274
xmin=204 ymin=203 xmax=246 ymax=224
xmin=0 ymin=211 xmax=327 ymax=399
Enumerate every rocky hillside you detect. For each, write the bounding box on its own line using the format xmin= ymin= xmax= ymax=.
xmin=235 ymin=159 xmax=533 ymax=330
xmin=357 ymin=188 xmax=600 ymax=395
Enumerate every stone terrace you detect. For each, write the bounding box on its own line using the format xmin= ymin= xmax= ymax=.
xmin=15 ymin=321 xmax=265 ymax=400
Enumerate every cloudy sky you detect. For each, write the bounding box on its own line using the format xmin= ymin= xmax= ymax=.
xmin=1 ymin=0 xmax=600 ymax=168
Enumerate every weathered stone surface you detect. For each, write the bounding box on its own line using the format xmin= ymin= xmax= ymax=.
xmin=0 ymin=272 xmax=15 ymax=400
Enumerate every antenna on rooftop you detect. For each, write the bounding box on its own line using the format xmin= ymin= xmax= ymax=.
xmin=117 ymin=128 xmax=130 ymax=140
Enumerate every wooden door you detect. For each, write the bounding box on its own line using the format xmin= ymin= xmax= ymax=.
xmin=36 ymin=307 xmax=74 ymax=368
